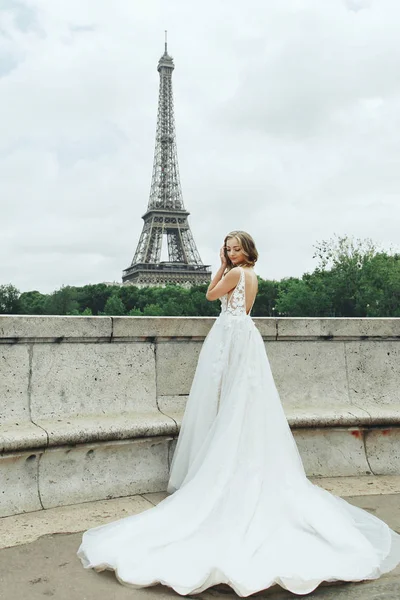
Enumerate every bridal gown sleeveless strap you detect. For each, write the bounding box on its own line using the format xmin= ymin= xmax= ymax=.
xmin=77 ymin=266 xmax=400 ymax=596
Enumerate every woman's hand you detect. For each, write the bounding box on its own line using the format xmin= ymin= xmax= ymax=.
xmin=220 ymin=245 xmax=228 ymax=268
xmin=206 ymin=245 xmax=229 ymax=299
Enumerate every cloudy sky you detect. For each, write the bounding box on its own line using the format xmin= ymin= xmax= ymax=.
xmin=1 ymin=0 xmax=400 ymax=293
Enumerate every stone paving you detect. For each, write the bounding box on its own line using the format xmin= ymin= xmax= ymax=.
xmin=0 ymin=477 xmax=399 ymax=600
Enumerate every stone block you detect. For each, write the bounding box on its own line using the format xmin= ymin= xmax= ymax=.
xmin=0 ymin=315 xmax=111 ymax=341
xmin=0 ymin=451 xmax=43 ymax=517
xmin=39 ymin=437 xmax=173 ymax=508
xmin=30 ymin=342 xmax=157 ymax=421
xmin=156 ymin=341 xmax=202 ymax=396
xmin=357 ymin=405 xmax=400 ymax=426
xmin=252 ymin=318 xmax=277 ymax=339
xmin=0 ymin=423 xmax=47 ymax=453
xmin=168 ymin=438 xmax=178 ymax=469
xmin=0 ymin=344 xmax=30 ymax=424
xmin=365 ymin=428 xmax=400 ymax=475
xmin=0 ymin=345 xmax=47 ymax=452
xmin=342 ymin=318 xmax=400 ymax=338
xmin=277 ymin=318 xmax=331 ymax=339
xmin=285 ymin=406 xmax=371 ymax=428
xmin=37 ymin=413 xmax=176 ymax=447
xmin=346 ymin=341 xmax=400 ymax=407
xmin=293 ymin=428 xmax=371 ymax=477
xmin=113 ymin=316 xmax=214 ymax=340
xmin=266 ymin=341 xmax=350 ymax=408
xmin=157 ymin=395 xmax=188 ymax=417
xmin=276 ymin=317 xmax=400 ymax=339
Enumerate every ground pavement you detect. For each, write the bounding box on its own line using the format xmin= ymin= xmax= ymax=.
xmin=0 ymin=476 xmax=399 ymax=600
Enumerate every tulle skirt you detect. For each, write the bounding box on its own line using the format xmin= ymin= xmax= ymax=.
xmin=77 ymin=313 xmax=400 ymax=596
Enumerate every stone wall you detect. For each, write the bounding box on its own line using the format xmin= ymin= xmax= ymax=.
xmin=0 ymin=315 xmax=399 ymax=517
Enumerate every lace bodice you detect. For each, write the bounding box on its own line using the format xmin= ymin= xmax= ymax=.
xmin=220 ymin=266 xmax=254 ymax=316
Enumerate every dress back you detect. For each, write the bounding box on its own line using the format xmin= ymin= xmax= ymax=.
xmin=220 ymin=266 xmax=253 ymax=316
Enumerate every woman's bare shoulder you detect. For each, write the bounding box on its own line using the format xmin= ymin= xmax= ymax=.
xmin=223 ymin=267 xmax=241 ymax=279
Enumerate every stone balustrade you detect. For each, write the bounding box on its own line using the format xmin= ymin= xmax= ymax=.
xmin=0 ymin=315 xmax=399 ymax=518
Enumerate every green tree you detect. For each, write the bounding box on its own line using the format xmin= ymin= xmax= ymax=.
xmin=311 ymin=234 xmax=378 ymax=317
xmin=0 ymin=284 xmax=20 ymax=314
xmin=252 ymin=278 xmax=280 ymax=316
xmin=76 ymin=283 xmax=115 ymax=315
xmin=276 ymin=235 xmax=389 ymax=317
xmin=103 ymin=294 xmax=126 ymax=316
xmin=276 ymin=275 xmax=333 ymax=317
xmin=119 ymin=285 xmax=141 ymax=313
xmin=143 ymin=303 xmax=164 ymax=316
xmin=127 ymin=307 xmax=143 ymax=316
xmin=185 ymin=288 xmax=219 ymax=316
xmin=354 ymin=252 xmax=400 ymax=317
xmin=19 ymin=290 xmax=47 ymax=314
xmin=44 ymin=285 xmax=79 ymax=315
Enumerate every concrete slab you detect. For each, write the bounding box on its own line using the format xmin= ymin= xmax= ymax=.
xmin=36 ymin=412 xmax=176 ymax=447
xmin=293 ymin=428 xmax=371 ymax=477
xmin=266 ymin=341 xmax=351 ymax=409
xmin=38 ymin=437 xmax=173 ymax=509
xmin=357 ymin=405 xmax=400 ymax=426
xmin=346 ymin=340 xmax=400 ymax=407
xmin=365 ymin=427 xmax=400 ymax=475
xmin=250 ymin=317 xmax=277 ymax=340
xmin=284 ymin=406 xmax=371 ymax=428
xmin=0 ymin=494 xmax=158 ymax=550
xmin=276 ymin=317 xmax=400 ymax=339
xmin=156 ymin=340 xmax=202 ymax=396
xmin=157 ymin=395 xmax=188 ymax=416
xmin=0 ymin=422 xmax=47 ymax=453
xmin=311 ymin=475 xmax=400 ymax=497
xmin=0 ymin=345 xmax=30 ymax=425
xmin=112 ymin=316 xmax=214 ymax=339
xmin=0 ymin=315 xmax=112 ymax=340
xmin=31 ymin=343 xmax=158 ymax=423
xmin=141 ymin=491 xmax=170 ymax=506
xmin=0 ymin=451 xmax=43 ymax=517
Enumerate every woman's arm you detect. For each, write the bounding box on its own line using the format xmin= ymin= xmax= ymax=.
xmin=206 ymin=244 xmax=240 ymax=301
xmin=206 ymin=267 xmax=240 ymax=301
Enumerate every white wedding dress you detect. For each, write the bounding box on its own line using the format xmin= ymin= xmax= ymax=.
xmin=77 ymin=266 xmax=400 ymax=596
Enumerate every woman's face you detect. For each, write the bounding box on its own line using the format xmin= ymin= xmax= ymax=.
xmin=225 ymin=237 xmax=245 ymax=266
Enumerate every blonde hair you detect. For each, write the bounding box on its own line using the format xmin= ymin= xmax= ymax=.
xmin=224 ymin=230 xmax=258 ymax=271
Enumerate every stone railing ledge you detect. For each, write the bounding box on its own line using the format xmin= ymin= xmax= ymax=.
xmin=112 ymin=316 xmax=215 ymax=340
xmin=276 ymin=317 xmax=400 ymax=340
xmin=37 ymin=412 xmax=178 ymax=447
xmin=0 ymin=315 xmax=112 ymax=342
xmin=0 ymin=422 xmax=48 ymax=453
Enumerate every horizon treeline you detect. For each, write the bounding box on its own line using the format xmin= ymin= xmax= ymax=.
xmin=1 ymin=236 xmax=400 ymax=318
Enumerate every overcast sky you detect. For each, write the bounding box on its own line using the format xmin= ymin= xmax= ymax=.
xmin=1 ymin=0 xmax=400 ymax=293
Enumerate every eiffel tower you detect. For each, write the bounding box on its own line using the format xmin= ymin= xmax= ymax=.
xmin=122 ymin=35 xmax=211 ymax=288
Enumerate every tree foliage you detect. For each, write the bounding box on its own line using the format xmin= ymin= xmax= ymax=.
xmin=276 ymin=235 xmax=400 ymax=317
xmin=0 ymin=284 xmax=20 ymax=314
xmin=3 ymin=235 xmax=400 ymax=317
xmin=103 ymin=294 xmax=126 ymax=316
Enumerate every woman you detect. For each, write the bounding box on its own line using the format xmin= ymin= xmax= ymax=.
xmin=78 ymin=231 xmax=400 ymax=596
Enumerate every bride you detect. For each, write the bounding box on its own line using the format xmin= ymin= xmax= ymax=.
xmin=77 ymin=230 xmax=400 ymax=596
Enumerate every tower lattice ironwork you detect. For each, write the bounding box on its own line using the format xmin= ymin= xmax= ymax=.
xmin=122 ymin=35 xmax=211 ymax=288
